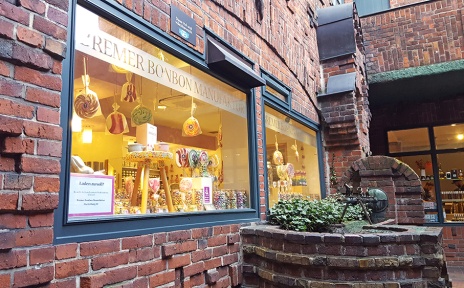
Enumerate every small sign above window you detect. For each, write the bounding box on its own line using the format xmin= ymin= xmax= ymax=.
xmin=170 ymin=5 xmax=196 ymax=46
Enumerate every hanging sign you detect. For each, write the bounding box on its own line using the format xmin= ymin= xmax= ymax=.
xmin=170 ymin=5 xmax=196 ymax=46
xmin=68 ymin=173 xmax=114 ymax=217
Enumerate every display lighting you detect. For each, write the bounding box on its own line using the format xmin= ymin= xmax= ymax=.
xmin=82 ymin=127 xmax=93 ymax=143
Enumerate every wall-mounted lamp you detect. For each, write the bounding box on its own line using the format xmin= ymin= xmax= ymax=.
xmin=82 ymin=127 xmax=93 ymax=143
xmin=457 ymin=134 xmax=464 ymax=141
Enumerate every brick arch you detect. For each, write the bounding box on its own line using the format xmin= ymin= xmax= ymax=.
xmin=340 ymin=156 xmax=424 ymax=225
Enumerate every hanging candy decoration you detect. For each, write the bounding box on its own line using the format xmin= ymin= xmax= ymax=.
xmin=106 ymin=102 xmax=128 ymax=134
xmin=131 ymin=77 xmax=152 ymax=126
xmin=273 ymin=135 xmax=284 ymax=165
xmin=148 ymin=178 xmax=160 ymax=194
xmin=217 ymin=123 xmax=223 ymax=148
xmin=121 ymin=72 xmax=137 ymax=102
xmin=74 ymin=57 xmax=100 ymax=119
xmin=182 ymin=99 xmax=202 ymax=137
xmin=188 ymin=149 xmax=199 ymax=169
xmin=291 ymin=140 xmax=299 ymax=162
xmin=175 ymin=148 xmax=189 ymax=168
xmin=199 ymin=150 xmax=209 ymax=176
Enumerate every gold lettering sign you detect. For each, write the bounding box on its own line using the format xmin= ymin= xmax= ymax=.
xmin=75 ymin=16 xmax=246 ymax=118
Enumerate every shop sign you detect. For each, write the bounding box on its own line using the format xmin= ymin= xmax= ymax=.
xmin=75 ymin=10 xmax=245 ymax=118
xmin=265 ymin=113 xmax=317 ymax=146
xmin=170 ymin=5 xmax=196 ymax=46
xmin=68 ymin=173 xmax=114 ymax=217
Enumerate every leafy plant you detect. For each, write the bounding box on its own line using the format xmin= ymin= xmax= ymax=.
xmin=268 ymin=196 xmax=367 ymax=232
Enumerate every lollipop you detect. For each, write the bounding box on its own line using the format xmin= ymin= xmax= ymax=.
xmin=131 ymin=104 xmax=152 ymax=126
xmin=148 ymin=178 xmax=160 ymax=193
xmin=182 ymin=101 xmax=202 ymax=137
xmin=121 ymin=72 xmax=137 ymax=102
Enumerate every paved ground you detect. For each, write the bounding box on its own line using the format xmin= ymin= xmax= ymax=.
xmin=448 ymin=266 xmax=464 ymax=288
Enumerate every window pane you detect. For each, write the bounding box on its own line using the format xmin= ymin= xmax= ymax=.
xmin=437 ymin=152 xmax=464 ymax=223
xmin=68 ymin=6 xmax=250 ymax=220
xmin=264 ymin=106 xmax=321 ymax=208
xmin=265 ymin=85 xmax=286 ymax=102
xmin=355 ymin=0 xmax=390 ymax=16
xmin=388 ymin=128 xmax=430 ymax=153
xmin=434 ymin=123 xmax=464 ymax=150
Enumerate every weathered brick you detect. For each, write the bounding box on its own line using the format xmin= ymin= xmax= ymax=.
xmin=13 ymin=265 xmax=54 ymax=287
xmin=0 ymin=18 xmax=14 ymax=39
xmin=137 ymin=259 xmax=166 ymax=276
xmin=0 ymin=98 xmax=34 ymax=119
xmin=0 ymin=0 xmax=30 ymax=25
xmin=47 ymin=6 xmax=68 ymax=27
xmin=15 ymin=227 xmax=53 ymax=246
xmin=49 ymin=278 xmax=77 ymax=288
xmin=0 ymin=249 xmax=27 ymax=269
xmin=80 ymin=239 xmax=120 ymax=257
xmin=23 ymin=120 xmax=62 ymax=140
xmin=3 ymin=137 xmax=35 ymax=154
xmin=122 ymin=234 xmax=153 ymax=249
xmin=29 ymin=246 xmax=55 ymax=265
xmin=55 ymin=243 xmax=78 ymax=260
xmin=149 ymin=270 xmax=176 ymax=287
xmin=12 ymin=42 xmax=53 ymax=70
xmin=19 ymin=0 xmax=46 ymax=15
xmin=0 ymin=273 xmax=11 ymax=288
xmin=20 ymin=156 xmax=60 ymax=174
xmin=0 ymin=192 xmax=18 ymax=210
xmin=34 ymin=176 xmax=60 ymax=192
xmin=161 ymin=240 xmax=197 ymax=258
xmin=25 ymin=86 xmax=61 ymax=107
xmin=167 ymin=230 xmax=191 ymax=242
xmin=29 ymin=212 xmax=54 ymax=227
xmin=44 ymin=37 xmax=67 ymax=59
xmin=16 ymin=26 xmax=44 ymax=48
xmin=183 ymin=261 xmax=205 ymax=277
xmin=0 ymin=213 xmax=27 ymax=229
xmin=37 ymin=140 xmax=61 ymax=157
xmin=4 ymin=174 xmax=33 ymax=190
xmin=167 ymin=254 xmax=191 ymax=269
xmin=44 ymin=0 xmax=69 ymax=11
xmin=91 ymin=251 xmax=129 ymax=270
xmin=0 ymin=60 xmax=11 ymax=76
xmin=55 ymin=259 xmax=89 ymax=279
xmin=14 ymin=66 xmax=62 ymax=91
xmin=0 ymin=77 xmax=24 ymax=98
xmin=33 ymin=14 xmax=67 ymax=41
xmin=0 ymin=229 xmax=15 ymax=249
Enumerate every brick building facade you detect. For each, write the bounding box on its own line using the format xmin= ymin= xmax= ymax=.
xmin=0 ymin=0 xmax=462 ymax=287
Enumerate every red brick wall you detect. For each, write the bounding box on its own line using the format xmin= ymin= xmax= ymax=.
xmin=0 ymin=0 xmax=330 ymax=286
xmin=361 ymin=0 xmax=464 ymax=74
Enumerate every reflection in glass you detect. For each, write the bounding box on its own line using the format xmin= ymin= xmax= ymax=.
xmin=388 ymin=128 xmax=430 ymax=153
xmin=434 ymin=123 xmax=464 ymax=150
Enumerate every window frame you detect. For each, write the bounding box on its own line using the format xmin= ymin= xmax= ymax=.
xmin=260 ymin=70 xmax=326 ymax=213
xmin=55 ymin=0 xmax=261 ymax=244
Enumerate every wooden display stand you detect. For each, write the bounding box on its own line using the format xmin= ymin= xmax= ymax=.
xmin=126 ymin=151 xmax=174 ymax=213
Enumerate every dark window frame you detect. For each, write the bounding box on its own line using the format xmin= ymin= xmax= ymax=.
xmin=54 ymin=0 xmax=261 ymax=244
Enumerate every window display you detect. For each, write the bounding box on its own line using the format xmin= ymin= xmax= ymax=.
xmin=68 ymin=6 xmax=251 ymax=219
xmin=264 ymin=106 xmax=321 ymax=207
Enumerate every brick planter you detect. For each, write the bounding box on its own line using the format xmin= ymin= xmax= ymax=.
xmin=241 ymin=224 xmax=448 ymax=287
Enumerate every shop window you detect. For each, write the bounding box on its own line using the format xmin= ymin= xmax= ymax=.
xmin=355 ymin=0 xmax=390 ymax=16
xmin=387 ymin=124 xmax=464 ymax=224
xmin=387 ymin=127 xmax=430 ymax=153
xmin=264 ymin=106 xmax=321 ymax=207
xmin=56 ymin=4 xmax=259 ymax=243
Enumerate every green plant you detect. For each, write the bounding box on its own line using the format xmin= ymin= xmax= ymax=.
xmin=268 ymin=196 xmax=367 ymax=232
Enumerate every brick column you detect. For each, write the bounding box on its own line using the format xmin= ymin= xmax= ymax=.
xmin=0 ymin=0 xmax=68 ymax=286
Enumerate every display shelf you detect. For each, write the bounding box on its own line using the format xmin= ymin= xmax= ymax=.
xmin=442 ymin=199 xmax=464 ymax=203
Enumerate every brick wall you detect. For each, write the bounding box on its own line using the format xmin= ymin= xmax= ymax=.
xmin=0 ymin=0 xmax=330 ymax=286
xmin=361 ymin=0 xmax=464 ymax=74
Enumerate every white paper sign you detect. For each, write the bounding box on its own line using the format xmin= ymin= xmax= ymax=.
xmin=68 ymin=173 xmax=114 ymax=217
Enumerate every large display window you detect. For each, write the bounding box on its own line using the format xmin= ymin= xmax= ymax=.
xmin=68 ymin=6 xmax=251 ymax=220
xmin=388 ymin=123 xmax=464 ymax=224
xmin=264 ymin=106 xmax=322 ymax=207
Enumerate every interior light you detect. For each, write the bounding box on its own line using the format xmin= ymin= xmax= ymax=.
xmin=457 ymin=134 xmax=464 ymax=141
xmin=157 ymin=105 xmax=167 ymax=110
xmin=71 ymin=115 xmax=82 ymax=132
xmin=82 ymin=128 xmax=93 ymax=143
